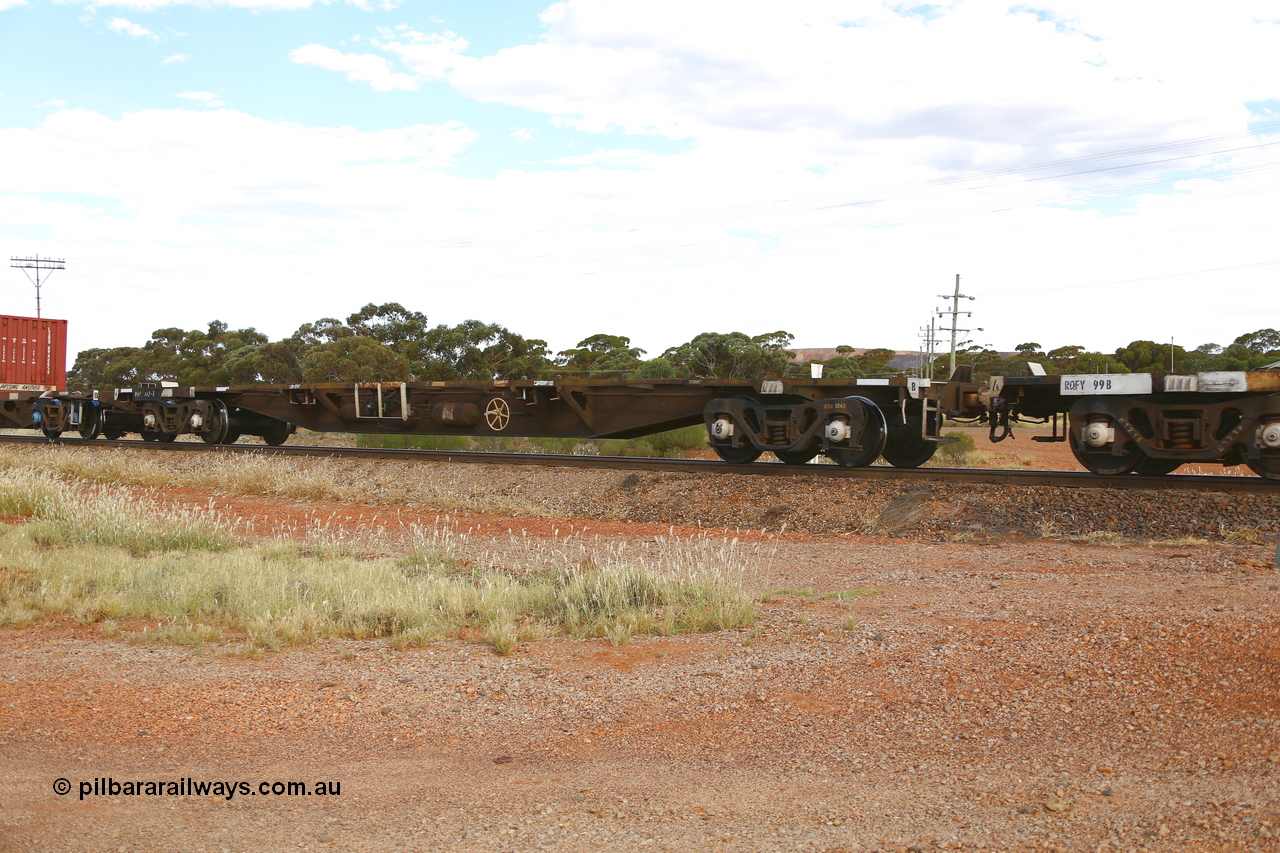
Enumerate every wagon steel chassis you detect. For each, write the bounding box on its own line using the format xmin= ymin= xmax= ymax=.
xmin=3 ymin=368 xmax=1279 ymax=480
xmin=5 ymin=375 xmax=966 ymax=467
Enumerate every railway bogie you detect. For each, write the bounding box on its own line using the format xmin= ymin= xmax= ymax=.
xmin=990 ymin=369 xmax=1280 ymax=480
xmin=698 ymin=375 xmax=956 ymax=468
xmin=704 ymin=394 xmax=906 ymax=467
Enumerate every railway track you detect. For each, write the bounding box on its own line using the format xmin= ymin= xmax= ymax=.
xmin=1 ymin=433 xmax=1274 ymax=495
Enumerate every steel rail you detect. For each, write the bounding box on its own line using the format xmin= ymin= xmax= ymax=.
xmin=0 ymin=433 xmax=1275 ymax=494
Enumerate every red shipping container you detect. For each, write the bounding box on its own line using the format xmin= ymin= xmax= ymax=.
xmin=0 ymin=315 xmax=68 ymax=390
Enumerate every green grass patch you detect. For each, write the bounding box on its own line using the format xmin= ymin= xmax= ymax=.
xmin=0 ymin=468 xmax=233 ymax=555
xmin=0 ymin=468 xmax=760 ymax=652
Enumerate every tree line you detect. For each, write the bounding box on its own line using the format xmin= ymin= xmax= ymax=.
xmin=66 ymin=302 xmax=1280 ymax=389
xmin=953 ymin=329 xmax=1280 ymax=380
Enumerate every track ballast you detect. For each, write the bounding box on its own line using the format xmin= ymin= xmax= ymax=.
xmin=1 ymin=433 xmax=1273 ymax=495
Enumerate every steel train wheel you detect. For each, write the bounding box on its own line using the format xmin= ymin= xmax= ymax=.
xmin=825 ymin=402 xmax=887 ymax=468
xmin=880 ymin=412 xmax=942 ymax=468
xmin=881 ymin=440 xmax=937 ymax=468
xmin=827 ymin=443 xmax=883 ymax=468
xmin=880 ymin=416 xmax=938 ymax=469
xmin=1246 ymin=456 xmax=1280 ymax=480
xmin=260 ymin=420 xmax=291 ymax=446
xmin=222 ymin=430 xmax=242 ymax=445
xmin=201 ymin=400 xmax=230 ymax=445
xmin=880 ymin=414 xmax=942 ymax=468
xmin=101 ymin=410 xmax=123 ymax=439
xmin=1134 ymin=457 xmax=1181 ymax=475
xmin=140 ymin=431 xmax=159 ymax=442
xmin=1068 ymin=432 xmax=1143 ymax=475
xmin=77 ymin=405 xmax=103 ymax=440
xmin=713 ymin=443 xmax=762 ymax=464
xmin=774 ymin=446 xmax=819 ymax=465
xmin=156 ymin=431 xmax=178 ymax=443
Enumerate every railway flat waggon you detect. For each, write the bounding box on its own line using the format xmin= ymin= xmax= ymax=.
xmin=1 ymin=313 xmax=1277 ymax=481
xmin=15 ymin=374 xmax=976 ymax=470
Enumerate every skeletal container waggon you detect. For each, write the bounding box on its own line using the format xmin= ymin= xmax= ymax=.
xmin=0 ymin=310 xmax=1277 ymax=480
xmin=7 ymin=373 xmax=975 ymax=470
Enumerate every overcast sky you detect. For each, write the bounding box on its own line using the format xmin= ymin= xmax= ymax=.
xmin=2 ymin=0 xmax=1278 ymax=364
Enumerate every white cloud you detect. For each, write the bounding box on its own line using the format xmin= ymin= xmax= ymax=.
xmin=161 ymin=53 xmax=190 ymax=64
xmin=453 ymin=0 xmax=1246 ymax=159
xmin=372 ymin=28 xmax=470 ymax=82
xmin=67 ymin=0 xmax=399 ymax=10
xmin=0 ymin=107 xmax=478 ymax=343
xmin=289 ymin=44 xmax=418 ymax=92
xmin=4 ymin=100 xmax=1276 ymax=358
xmin=0 ymin=0 xmax=27 ymax=8
xmin=1 ymin=107 xmax=478 ymax=229
xmin=546 ymin=148 xmax=660 ymax=169
xmin=107 ymin=16 xmax=157 ymax=39
xmin=176 ymin=91 xmax=225 ymax=107
xmin=294 ymin=0 xmax=1279 ymax=181
xmin=5 ymin=2 xmax=1279 ymax=356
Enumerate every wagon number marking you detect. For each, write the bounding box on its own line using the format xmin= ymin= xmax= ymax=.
xmin=1060 ymin=374 xmax=1153 ymax=395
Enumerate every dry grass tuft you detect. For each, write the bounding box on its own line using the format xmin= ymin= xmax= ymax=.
xmin=1068 ymin=530 xmax=1127 ymax=547
xmin=0 ymin=444 xmax=545 ymax=518
xmin=1151 ymin=535 xmax=1212 ymax=547
xmin=0 ymin=461 xmax=762 ymax=651
xmin=1220 ymin=525 xmax=1265 ymax=545
xmin=1034 ymin=519 xmax=1127 ymax=546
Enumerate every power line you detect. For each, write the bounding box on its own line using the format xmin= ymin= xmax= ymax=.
xmin=985 ymin=258 xmax=1280 ymax=297
xmin=10 ymin=255 xmax=65 ymax=318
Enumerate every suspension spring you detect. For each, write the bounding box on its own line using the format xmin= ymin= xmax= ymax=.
xmin=767 ymin=423 xmax=789 ymax=445
xmin=1167 ymin=420 xmax=1196 ymax=450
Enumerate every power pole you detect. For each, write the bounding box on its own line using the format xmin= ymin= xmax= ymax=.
xmin=937 ymin=273 xmax=981 ymax=376
xmin=10 ymin=255 xmax=65 ymax=318
xmin=917 ymin=317 xmax=939 ymax=380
